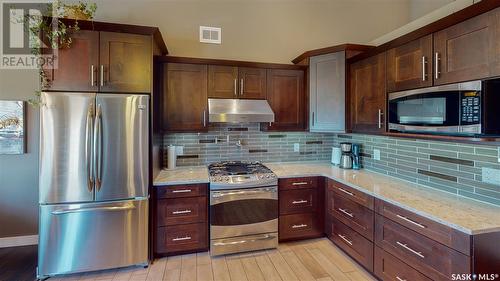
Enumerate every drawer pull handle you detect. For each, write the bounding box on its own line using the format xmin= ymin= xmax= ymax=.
xmin=292 ymin=200 xmax=308 ymax=204
xmin=396 ymin=214 xmax=426 ymax=229
xmin=396 ymin=277 xmax=407 ymax=281
xmin=292 ymin=224 xmax=308 ymax=229
xmin=338 ymin=208 xmax=354 ymax=218
xmin=396 ymin=241 xmax=425 ymax=258
xmin=172 ymin=189 xmax=192 ymax=193
xmin=338 ymin=234 xmax=353 ymax=246
xmin=292 ymin=182 xmax=309 ymax=186
xmin=337 ymin=187 xmax=355 ymax=197
xmin=172 ymin=236 xmax=192 ymax=242
xmin=172 ymin=209 xmax=192 ymax=215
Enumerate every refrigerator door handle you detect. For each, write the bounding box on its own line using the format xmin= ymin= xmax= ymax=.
xmin=85 ymin=107 xmax=94 ymax=192
xmin=94 ymin=104 xmax=103 ymax=191
xmin=51 ymin=204 xmax=136 ymax=215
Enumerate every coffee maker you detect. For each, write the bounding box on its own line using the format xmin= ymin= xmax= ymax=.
xmin=339 ymin=143 xmax=353 ymax=169
xmin=339 ymin=143 xmax=361 ymax=170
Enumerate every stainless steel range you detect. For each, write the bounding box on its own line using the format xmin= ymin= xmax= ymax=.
xmin=209 ymin=161 xmax=278 ymax=256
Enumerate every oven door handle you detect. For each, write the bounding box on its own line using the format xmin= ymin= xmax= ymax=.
xmin=211 ymin=187 xmax=277 ymax=204
xmin=212 ymin=234 xmax=276 ymax=246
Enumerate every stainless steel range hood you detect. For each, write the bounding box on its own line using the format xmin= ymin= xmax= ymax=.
xmin=208 ymin=98 xmax=275 ymax=123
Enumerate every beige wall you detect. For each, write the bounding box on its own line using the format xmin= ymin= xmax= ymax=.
xmin=92 ymin=0 xmax=413 ymax=63
xmin=409 ymin=0 xmax=456 ymax=21
xmin=0 ymin=69 xmax=39 ymax=237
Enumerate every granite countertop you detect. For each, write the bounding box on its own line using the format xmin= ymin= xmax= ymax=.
xmin=153 ymin=161 xmax=500 ymax=235
xmin=154 ymin=166 xmax=209 ymax=186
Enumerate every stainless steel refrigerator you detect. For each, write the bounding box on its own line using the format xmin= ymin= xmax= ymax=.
xmin=38 ymin=92 xmax=149 ymax=278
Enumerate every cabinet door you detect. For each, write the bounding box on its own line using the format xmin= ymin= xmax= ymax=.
xmin=433 ymin=10 xmax=497 ymax=85
xmin=350 ymin=53 xmax=386 ymax=133
xmin=266 ymin=69 xmax=305 ymax=131
xmin=208 ymin=65 xmax=238 ymax=98
xmin=42 ymin=30 xmax=99 ymax=92
xmin=163 ymin=63 xmax=208 ymax=132
xmin=309 ymin=52 xmax=346 ymax=132
xmin=99 ymin=32 xmax=151 ymax=93
xmin=387 ymin=35 xmax=432 ymax=92
xmin=238 ymin=67 xmax=267 ymax=99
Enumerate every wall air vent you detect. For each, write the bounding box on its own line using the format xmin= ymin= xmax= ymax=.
xmin=200 ymin=26 xmax=221 ymax=44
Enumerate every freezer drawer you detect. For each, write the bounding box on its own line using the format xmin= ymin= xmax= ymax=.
xmin=38 ymin=199 xmax=148 ymax=277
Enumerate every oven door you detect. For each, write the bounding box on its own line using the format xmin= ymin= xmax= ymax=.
xmin=210 ymin=186 xmax=278 ymax=239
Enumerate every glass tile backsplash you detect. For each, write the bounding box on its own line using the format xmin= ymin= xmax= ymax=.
xmin=163 ymin=123 xmax=500 ymax=206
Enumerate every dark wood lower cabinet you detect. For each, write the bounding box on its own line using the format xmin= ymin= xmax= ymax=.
xmin=375 ymin=214 xmax=470 ymax=280
xmin=279 ymin=188 xmax=318 ymax=215
xmin=155 ymin=184 xmax=208 ymax=256
xmin=156 ymin=223 xmax=208 ymax=254
xmin=278 ymin=177 xmax=324 ymax=241
xmin=327 ymin=190 xmax=374 ymax=241
xmin=374 ymin=246 xmax=432 ymax=281
xmin=157 ymin=197 xmax=207 ymax=226
xmin=327 ymin=216 xmax=374 ymax=271
xmin=279 ymin=213 xmax=323 ymax=241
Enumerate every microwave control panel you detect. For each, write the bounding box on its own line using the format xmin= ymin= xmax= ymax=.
xmin=461 ymin=91 xmax=480 ymax=124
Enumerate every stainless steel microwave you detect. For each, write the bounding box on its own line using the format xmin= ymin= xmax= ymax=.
xmin=388 ymin=79 xmax=500 ymax=136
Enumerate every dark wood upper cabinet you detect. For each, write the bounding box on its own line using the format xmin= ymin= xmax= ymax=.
xmin=266 ymin=69 xmax=305 ymax=131
xmin=99 ymin=32 xmax=152 ymax=93
xmin=163 ymin=63 xmax=208 ymax=132
xmin=238 ymin=67 xmax=267 ymax=99
xmin=387 ymin=34 xmax=433 ymax=92
xmin=433 ymin=9 xmax=498 ymax=85
xmin=42 ymin=30 xmax=99 ymax=92
xmin=208 ymin=65 xmax=238 ymax=98
xmin=349 ymin=52 xmax=386 ymax=133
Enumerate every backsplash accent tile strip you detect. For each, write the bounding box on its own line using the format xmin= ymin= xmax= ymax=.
xmin=163 ymin=127 xmax=500 ymax=206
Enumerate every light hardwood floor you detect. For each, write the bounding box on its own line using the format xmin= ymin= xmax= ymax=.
xmin=49 ymin=238 xmax=376 ymax=281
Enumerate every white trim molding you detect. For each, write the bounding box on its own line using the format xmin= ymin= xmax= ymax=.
xmin=0 ymin=235 xmax=38 ymax=248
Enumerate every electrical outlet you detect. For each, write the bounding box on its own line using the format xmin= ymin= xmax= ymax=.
xmin=373 ymin=149 xmax=381 ymax=161
xmin=482 ymin=167 xmax=500 ymax=185
xmin=294 ymin=143 xmax=300 ymax=152
xmin=175 ymin=146 xmax=184 ymax=156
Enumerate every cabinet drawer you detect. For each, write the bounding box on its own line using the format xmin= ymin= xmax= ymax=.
xmin=279 ymin=213 xmax=322 ymax=241
xmin=156 ymin=184 xmax=207 ymax=199
xmin=327 ymin=190 xmax=374 ymax=241
xmin=279 ymin=177 xmax=318 ymax=190
xmin=327 ymin=179 xmax=373 ymax=210
xmin=280 ymin=188 xmax=317 ymax=215
xmin=156 ymin=223 xmax=208 ymax=254
xmin=157 ymin=197 xmax=207 ymax=226
xmin=375 ymin=215 xmax=470 ymax=280
xmin=328 ymin=216 xmax=374 ymax=271
xmin=374 ymin=246 xmax=431 ymax=281
xmin=375 ymin=199 xmax=470 ymax=255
